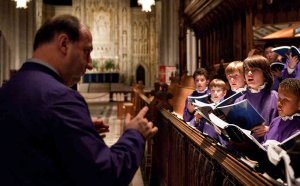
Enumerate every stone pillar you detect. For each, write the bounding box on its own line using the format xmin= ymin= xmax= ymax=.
xmin=186 ymin=29 xmax=197 ymax=75
xmin=160 ymin=0 xmax=179 ymax=67
xmin=0 ymin=0 xmax=36 ymax=86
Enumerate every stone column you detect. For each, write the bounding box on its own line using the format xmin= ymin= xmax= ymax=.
xmin=160 ymin=0 xmax=179 ymax=67
xmin=0 ymin=0 xmax=36 ymax=86
xmin=186 ymin=29 xmax=196 ymax=75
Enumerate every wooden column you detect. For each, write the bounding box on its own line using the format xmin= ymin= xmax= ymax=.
xmin=244 ymin=8 xmax=254 ymax=58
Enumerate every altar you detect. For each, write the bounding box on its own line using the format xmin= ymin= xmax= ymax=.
xmin=82 ymin=72 xmax=119 ymax=83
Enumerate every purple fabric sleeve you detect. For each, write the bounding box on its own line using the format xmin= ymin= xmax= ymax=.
xmin=264 ymin=116 xmax=300 ymax=143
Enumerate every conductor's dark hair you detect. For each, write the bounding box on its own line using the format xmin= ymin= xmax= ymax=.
xmin=33 ymin=14 xmax=81 ymax=50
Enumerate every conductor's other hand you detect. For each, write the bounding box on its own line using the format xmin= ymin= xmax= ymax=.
xmin=125 ymin=106 xmax=158 ymax=140
xmin=92 ymin=117 xmax=110 ymax=138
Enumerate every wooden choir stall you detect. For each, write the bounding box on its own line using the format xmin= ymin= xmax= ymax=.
xmin=130 ymin=77 xmax=289 ymax=186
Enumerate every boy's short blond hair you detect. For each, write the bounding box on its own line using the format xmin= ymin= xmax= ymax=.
xmin=225 ymin=61 xmax=244 ymax=75
xmin=209 ymin=79 xmax=227 ymax=90
xmin=279 ymin=78 xmax=300 ymax=100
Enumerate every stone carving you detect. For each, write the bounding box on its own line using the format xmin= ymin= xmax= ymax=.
xmin=72 ymin=0 xmax=158 ymax=87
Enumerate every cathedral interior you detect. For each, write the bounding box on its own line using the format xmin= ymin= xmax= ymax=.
xmin=1 ymin=0 xmax=300 ymax=185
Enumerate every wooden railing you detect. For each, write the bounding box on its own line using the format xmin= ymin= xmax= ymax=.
xmin=133 ymin=90 xmax=276 ymax=186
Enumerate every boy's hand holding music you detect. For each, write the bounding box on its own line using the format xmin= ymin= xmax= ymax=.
xmin=287 ymin=53 xmax=299 ymax=69
xmin=194 ymin=112 xmax=202 ymax=123
xmin=187 ymin=102 xmax=195 ymax=113
xmin=251 ymin=123 xmax=269 ymax=137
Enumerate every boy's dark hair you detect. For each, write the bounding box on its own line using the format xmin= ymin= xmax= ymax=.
xmin=33 ymin=14 xmax=81 ymax=50
xmin=243 ymin=55 xmax=274 ymax=89
xmin=279 ymin=78 xmax=300 ymax=100
xmin=193 ymin=68 xmax=209 ymax=80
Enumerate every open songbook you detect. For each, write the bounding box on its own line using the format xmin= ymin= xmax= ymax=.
xmin=187 ymin=94 xmax=209 ymax=103
xmin=188 ymin=91 xmax=243 ymax=105
xmin=264 ymin=131 xmax=300 ymax=157
xmin=208 ymin=113 xmax=264 ymax=148
xmin=193 ymin=95 xmax=265 ymax=131
xmin=266 ymin=131 xmax=300 ymax=180
xmin=191 ymin=91 xmax=243 ymax=116
xmin=279 ymin=130 xmax=300 ymax=151
xmin=270 ymin=61 xmax=285 ymax=71
xmin=272 ymin=45 xmax=300 ymax=59
xmin=208 ymin=113 xmax=284 ymax=177
xmin=280 ymin=131 xmax=300 ymax=179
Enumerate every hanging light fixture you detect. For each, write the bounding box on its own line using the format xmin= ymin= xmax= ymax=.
xmin=11 ymin=0 xmax=31 ymax=9
xmin=137 ymin=0 xmax=155 ymax=12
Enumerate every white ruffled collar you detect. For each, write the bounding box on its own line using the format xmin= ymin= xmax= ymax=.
xmin=281 ymin=113 xmax=300 ymax=121
xmin=249 ymin=83 xmax=266 ymax=93
xmin=234 ymin=85 xmax=247 ymax=92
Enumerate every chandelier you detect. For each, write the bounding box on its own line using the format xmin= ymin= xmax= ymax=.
xmin=11 ymin=0 xmax=31 ymax=8
xmin=137 ymin=0 xmax=155 ymax=12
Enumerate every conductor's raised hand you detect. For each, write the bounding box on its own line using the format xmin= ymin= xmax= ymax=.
xmin=125 ymin=106 xmax=158 ymax=140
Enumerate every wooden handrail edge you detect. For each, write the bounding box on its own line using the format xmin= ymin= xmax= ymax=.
xmin=160 ymin=108 xmax=274 ymax=185
xmin=138 ymin=93 xmax=151 ymax=105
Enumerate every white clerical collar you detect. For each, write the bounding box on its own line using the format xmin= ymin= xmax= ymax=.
xmin=249 ymin=83 xmax=266 ymax=93
xmin=281 ymin=113 xmax=300 ymax=121
xmin=196 ymin=87 xmax=208 ymax=94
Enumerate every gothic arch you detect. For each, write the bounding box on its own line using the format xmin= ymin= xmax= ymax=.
xmin=135 ymin=64 xmax=146 ymax=86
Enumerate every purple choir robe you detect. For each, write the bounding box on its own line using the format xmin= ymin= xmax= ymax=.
xmin=183 ymin=90 xmax=209 ymax=122
xmin=189 ymin=118 xmax=219 ymax=140
xmin=0 ymin=61 xmax=145 ymax=186
xmin=282 ymin=61 xmax=300 ymax=79
xmin=224 ymin=89 xmax=235 ymax=99
xmin=235 ymin=87 xmax=278 ymax=126
xmin=271 ymin=76 xmax=282 ymax=91
xmin=264 ymin=116 xmax=300 ymax=143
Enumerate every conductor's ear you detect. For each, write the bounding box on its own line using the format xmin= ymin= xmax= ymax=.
xmin=57 ymin=34 xmax=69 ymax=54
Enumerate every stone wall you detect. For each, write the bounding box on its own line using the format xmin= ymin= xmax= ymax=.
xmin=0 ymin=0 xmax=182 ymax=88
xmin=72 ymin=0 xmax=159 ymax=87
xmin=0 ymin=0 xmax=161 ymax=88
